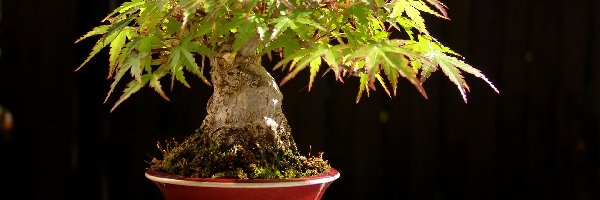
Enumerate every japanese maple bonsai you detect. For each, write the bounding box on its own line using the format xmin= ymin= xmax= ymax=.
xmin=77 ymin=0 xmax=497 ymax=191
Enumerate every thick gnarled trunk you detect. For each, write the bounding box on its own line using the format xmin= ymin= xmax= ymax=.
xmin=201 ymin=49 xmax=299 ymax=158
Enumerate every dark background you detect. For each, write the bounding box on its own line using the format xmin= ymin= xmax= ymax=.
xmin=1 ymin=0 xmax=599 ymax=199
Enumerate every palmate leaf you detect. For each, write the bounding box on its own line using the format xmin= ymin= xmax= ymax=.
xmin=180 ymin=47 xmax=211 ymax=86
xmin=409 ymin=0 xmax=448 ymax=19
xmin=427 ymin=51 xmax=499 ymax=103
xmin=233 ymin=19 xmax=257 ymax=52
xmin=276 ymin=40 xmax=433 ymax=103
xmin=402 ymin=35 xmax=497 ymax=103
xmin=375 ymin=74 xmax=392 ymax=97
xmin=423 ymin=0 xmax=448 ymax=17
xmin=168 ymin=48 xmax=191 ymax=88
xmin=403 ymin=2 xmax=428 ymax=35
xmin=269 ymin=10 xmax=326 ymax=42
xmin=436 ymin=55 xmax=468 ymax=101
xmin=308 ymin=56 xmax=321 ymax=91
xmin=280 ymin=51 xmax=322 ymax=85
xmin=76 ymin=31 xmax=118 ymax=72
xmin=129 ymin=51 xmax=147 ymax=81
xmin=136 ymin=1 xmax=162 ymax=28
xmin=418 ymin=60 xmax=437 ymax=82
xmin=103 ymin=16 xmax=135 ymax=41
xmin=108 ymin=28 xmax=130 ymax=78
xmin=276 ymin=43 xmax=348 ymax=86
xmin=294 ymin=16 xmax=326 ymax=31
xmin=391 ymin=0 xmax=407 ymax=18
xmin=344 ymin=3 xmax=372 ymax=34
xmin=75 ymin=31 xmax=117 ymax=71
xmin=76 ymin=16 xmax=135 ymax=71
xmin=356 ymin=73 xmax=368 ymax=103
xmin=446 ymin=59 xmax=499 ymax=95
xmin=110 ymin=37 xmax=147 ymax=79
xmin=149 ymin=71 xmax=170 ymax=101
xmin=390 ymin=0 xmax=449 ymax=36
xmin=322 ymin=46 xmax=344 ymax=80
xmin=102 ymin=0 xmax=144 ymax=22
xmin=106 ymin=51 xmax=139 ymax=103
xmin=262 ymin=30 xmax=301 ymax=57
xmin=75 ymin=25 xmax=109 ymax=43
xmin=291 ymin=11 xmax=327 ymax=36
xmin=179 ymin=0 xmax=202 ymax=34
xmin=137 ymin=33 xmax=161 ymax=52
xmin=111 ymin=74 xmax=152 ymax=112
xmin=172 ymin=66 xmax=190 ymax=88
xmin=346 ymin=40 xmax=427 ymax=102
xmin=274 ymin=46 xmax=315 ymax=69
xmin=382 ymin=62 xmax=400 ymax=96
xmin=270 ymin=16 xmax=294 ymax=40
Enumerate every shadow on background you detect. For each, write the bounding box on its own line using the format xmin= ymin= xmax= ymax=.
xmin=0 ymin=0 xmax=598 ymax=199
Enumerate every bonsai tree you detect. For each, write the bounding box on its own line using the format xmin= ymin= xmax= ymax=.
xmin=77 ymin=0 xmax=498 ymax=179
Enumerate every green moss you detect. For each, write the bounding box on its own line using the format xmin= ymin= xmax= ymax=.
xmin=249 ymin=164 xmax=282 ymax=179
xmin=150 ymin=130 xmax=329 ymax=179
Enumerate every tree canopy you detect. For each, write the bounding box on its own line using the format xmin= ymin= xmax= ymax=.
xmin=76 ymin=0 xmax=498 ymax=111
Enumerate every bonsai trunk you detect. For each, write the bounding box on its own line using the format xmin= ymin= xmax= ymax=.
xmin=201 ymin=47 xmax=298 ymax=157
xmin=153 ymin=40 xmax=327 ymax=179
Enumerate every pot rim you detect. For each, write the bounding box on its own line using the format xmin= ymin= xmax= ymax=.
xmin=145 ymin=167 xmax=340 ymax=188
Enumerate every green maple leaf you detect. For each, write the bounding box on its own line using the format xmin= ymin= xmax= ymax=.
xmin=76 ymin=0 xmax=498 ymax=110
xmin=105 ymin=51 xmax=148 ymax=103
xmin=168 ymin=48 xmax=191 ymax=88
xmin=76 ymin=16 xmax=134 ymax=71
xmin=346 ymin=40 xmax=427 ymax=102
xmin=111 ymin=74 xmax=152 ymax=112
xmin=234 ymin=19 xmax=257 ymax=51
xmin=428 ymin=51 xmax=499 ymax=103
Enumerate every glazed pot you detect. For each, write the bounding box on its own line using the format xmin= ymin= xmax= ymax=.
xmin=145 ymin=168 xmax=340 ymax=200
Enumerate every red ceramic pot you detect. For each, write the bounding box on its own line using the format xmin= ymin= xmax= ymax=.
xmin=145 ymin=168 xmax=340 ymax=200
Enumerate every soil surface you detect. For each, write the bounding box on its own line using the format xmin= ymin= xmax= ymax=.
xmin=150 ymin=130 xmax=329 ymax=179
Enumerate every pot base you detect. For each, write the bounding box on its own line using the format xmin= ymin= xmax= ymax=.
xmin=145 ymin=168 xmax=339 ymax=200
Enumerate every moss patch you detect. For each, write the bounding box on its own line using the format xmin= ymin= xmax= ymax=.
xmin=150 ymin=130 xmax=329 ymax=179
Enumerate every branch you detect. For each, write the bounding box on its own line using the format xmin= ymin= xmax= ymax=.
xmin=278 ymin=0 xmax=294 ymax=10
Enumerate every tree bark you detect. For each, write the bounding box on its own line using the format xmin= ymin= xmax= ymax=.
xmin=200 ymin=44 xmax=299 ymax=156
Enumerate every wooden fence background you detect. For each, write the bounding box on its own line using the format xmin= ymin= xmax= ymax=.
xmin=0 ymin=0 xmax=598 ymax=199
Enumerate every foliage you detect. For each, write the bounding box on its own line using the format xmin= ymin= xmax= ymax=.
xmin=77 ymin=0 xmax=498 ymax=110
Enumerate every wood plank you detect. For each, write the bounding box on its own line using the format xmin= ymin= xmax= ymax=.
xmin=464 ymin=0 xmax=502 ymax=198
xmin=557 ymin=0 xmax=592 ymax=199
xmin=433 ymin=0 xmax=472 ymax=199
xmin=527 ymin=0 xmax=567 ymax=199
xmin=496 ymin=0 xmax=532 ymax=199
